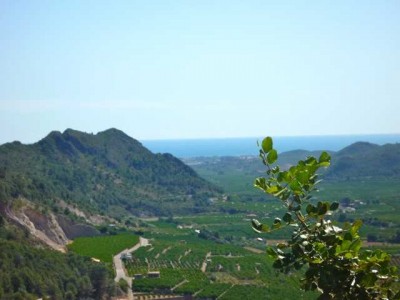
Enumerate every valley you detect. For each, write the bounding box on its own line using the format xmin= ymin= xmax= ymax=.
xmin=1 ymin=129 xmax=400 ymax=299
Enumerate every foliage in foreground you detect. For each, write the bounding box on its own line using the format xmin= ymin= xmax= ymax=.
xmin=252 ymin=137 xmax=399 ymax=300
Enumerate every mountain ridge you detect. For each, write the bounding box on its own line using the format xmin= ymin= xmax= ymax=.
xmin=0 ymin=128 xmax=222 ymax=219
xmin=327 ymin=142 xmax=400 ymax=178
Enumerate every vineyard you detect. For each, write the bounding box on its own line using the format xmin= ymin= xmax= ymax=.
xmin=68 ymin=232 xmax=139 ymax=263
xmin=124 ymin=227 xmax=317 ymax=299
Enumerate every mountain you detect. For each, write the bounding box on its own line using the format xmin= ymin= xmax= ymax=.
xmin=186 ymin=142 xmax=400 ymax=188
xmin=0 ymin=128 xmax=222 ymax=218
xmin=278 ymin=142 xmax=400 ymax=179
xmin=326 ymin=142 xmax=400 ymax=179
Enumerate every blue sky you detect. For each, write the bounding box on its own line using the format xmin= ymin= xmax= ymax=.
xmin=0 ymin=1 xmax=399 ymax=144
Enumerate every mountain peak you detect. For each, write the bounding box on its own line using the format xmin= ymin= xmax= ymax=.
xmin=337 ymin=141 xmax=379 ymax=156
xmin=98 ymin=128 xmax=126 ymax=135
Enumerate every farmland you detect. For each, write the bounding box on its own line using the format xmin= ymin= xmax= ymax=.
xmin=118 ymin=154 xmax=400 ymax=298
xmin=124 ymin=221 xmax=318 ymax=299
xmin=64 ymin=177 xmax=400 ymax=299
xmin=187 ymin=155 xmax=400 ymax=243
xmin=68 ymin=232 xmax=139 ymax=263
xmin=65 ymin=153 xmax=400 ymax=299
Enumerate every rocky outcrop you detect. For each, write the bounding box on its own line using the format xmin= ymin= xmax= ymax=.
xmin=3 ymin=199 xmax=99 ymax=252
xmin=5 ymin=202 xmax=69 ymax=252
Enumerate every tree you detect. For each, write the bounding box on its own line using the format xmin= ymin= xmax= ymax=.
xmin=252 ymin=137 xmax=399 ymax=300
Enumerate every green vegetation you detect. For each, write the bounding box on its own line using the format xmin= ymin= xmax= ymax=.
xmin=252 ymin=137 xmax=399 ymax=299
xmin=328 ymin=142 xmax=400 ymax=179
xmin=68 ymin=232 xmax=139 ymax=262
xmin=0 ymin=223 xmax=116 ymax=300
xmin=123 ymin=221 xmax=317 ymax=299
xmin=1 ymin=130 xmax=400 ymax=299
xmin=0 ymin=128 xmax=221 ymax=217
xmin=186 ymin=151 xmax=400 ymax=244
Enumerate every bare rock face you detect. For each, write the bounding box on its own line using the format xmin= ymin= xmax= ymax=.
xmin=3 ymin=199 xmax=99 ymax=252
xmin=5 ymin=202 xmax=69 ymax=252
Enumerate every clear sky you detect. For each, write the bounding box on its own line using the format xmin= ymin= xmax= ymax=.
xmin=1 ymin=1 xmax=399 ymax=144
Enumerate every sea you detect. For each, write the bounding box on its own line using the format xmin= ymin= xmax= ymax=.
xmin=141 ymin=134 xmax=400 ymax=158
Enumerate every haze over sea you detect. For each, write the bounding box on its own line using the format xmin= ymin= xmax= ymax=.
xmin=142 ymin=134 xmax=400 ymax=158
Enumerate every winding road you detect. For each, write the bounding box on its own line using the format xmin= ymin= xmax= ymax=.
xmin=113 ymin=236 xmax=150 ymax=300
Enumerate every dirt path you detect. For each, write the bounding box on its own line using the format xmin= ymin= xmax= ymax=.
xmin=171 ymin=279 xmax=188 ymax=291
xmin=244 ymin=246 xmax=264 ymax=254
xmin=217 ymin=284 xmax=234 ymax=299
xmin=113 ymin=237 xmax=150 ymax=300
xmin=201 ymin=252 xmax=211 ymax=273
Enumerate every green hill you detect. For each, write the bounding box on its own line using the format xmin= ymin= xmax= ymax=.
xmin=0 ymin=128 xmax=221 ymax=217
xmin=326 ymin=142 xmax=400 ymax=179
xmin=185 ymin=142 xmax=400 ymax=194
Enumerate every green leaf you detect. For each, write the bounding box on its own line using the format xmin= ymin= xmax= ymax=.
xmin=251 ymin=219 xmax=270 ymax=233
xmin=266 ymin=185 xmax=279 ymax=194
xmin=361 ymin=273 xmax=377 ymax=287
xmin=350 ymin=219 xmax=363 ymax=235
xmin=317 ymin=202 xmax=328 ymax=216
xmin=337 ymin=240 xmax=351 ymax=252
xmin=344 ymin=232 xmax=353 ymax=241
xmin=297 ymin=171 xmax=309 ymax=184
xmin=267 ymin=247 xmax=278 ymax=259
xmin=329 ymin=202 xmax=339 ymax=211
xmin=261 ymin=137 xmax=273 ymax=153
xmin=318 ymin=152 xmax=331 ymax=164
xmin=261 ymin=224 xmax=270 ymax=232
xmin=306 ymin=204 xmax=315 ymax=215
xmin=273 ymin=218 xmax=282 ymax=229
xmin=305 ymin=156 xmax=317 ymax=165
xmin=254 ymin=177 xmax=266 ymax=190
xmin=283 ymin=212 xmax=292 ymax=223
xmin=271 ymin=166 xmax=280 ymax=174
xmin=289 ymin=180 xmax=301 ymax=192
xmin=251 ymin=219 xmax=262 ymax=233
xmin=349 ymin=238 xmax=362 ymax=252
xmin=344 ymin=252 xmax=354 ymax=259
xmin=267 ymin=149 xmax=278 ymax=164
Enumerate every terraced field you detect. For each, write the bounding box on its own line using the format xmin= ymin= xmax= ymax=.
xmin=124 ymin=223 xmax=317 ymax=299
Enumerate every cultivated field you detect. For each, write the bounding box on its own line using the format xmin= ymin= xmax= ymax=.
xmin=124 ymin=221 xmax=318 ymax=299
xmin=68 ymin=232 xmax=139 ymax=262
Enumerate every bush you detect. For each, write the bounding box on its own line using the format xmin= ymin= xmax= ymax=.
xmin=252 ymin=137 xmax=399 ymax=300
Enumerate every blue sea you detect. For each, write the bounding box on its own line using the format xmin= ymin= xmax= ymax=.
xmin=141 ymin=134 xmax=400 ymax=158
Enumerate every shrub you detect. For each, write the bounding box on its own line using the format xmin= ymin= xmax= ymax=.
xmin=252 ymin=137 xmax=399 ymax=300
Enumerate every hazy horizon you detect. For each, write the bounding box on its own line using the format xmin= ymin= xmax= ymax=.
xmin=2 ymin=128 xmax=399 ymax=158
xmin=1 ymin=127 xmax=399 ymax=146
